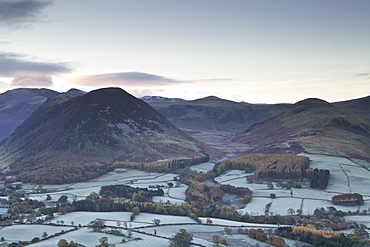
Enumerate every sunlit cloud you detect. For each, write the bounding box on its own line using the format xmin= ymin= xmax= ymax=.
xmin=70 ymin=72 xmax=236 ymax=88
xmin=0 ymin=52 xmax=71 ymax=87
xmin=185 ymin=78 xmax=234 ymax=83
xmin=71 ymin=72 xmax=181 ymax=87
xmin=129 ymin=88 xmax=166 ymax=98
xmin=11 ymin=73 xmax=53 ymax=87
xmin=0 ymin=0 xmax=53 ymax=28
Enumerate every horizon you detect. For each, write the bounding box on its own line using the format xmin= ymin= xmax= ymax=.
xmin=0 ymin=0 xmax=369 ymax=104
xmin=2 ymin=86 xmax=368 ymax=105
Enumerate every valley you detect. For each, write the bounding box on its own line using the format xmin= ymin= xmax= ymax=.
xmin=184 ymin=129 xmax=251 ymax=161
xmin=0 ymin=89 xmax=369 ymax=246
xmin=0 ymin=153 xmax=367 ymax=246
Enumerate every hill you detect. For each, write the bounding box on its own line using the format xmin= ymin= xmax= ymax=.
xmin=233 ymin=98 xmax=370 ymax=160
xmin=0 ymin=88 xmax=207 ymax=184
xmin=0 ymin=88 xmax=85 ymax=141
xmin=333 ymin=95 xmax=370 ymax=116
xmin=146 ymin=96 xmax=289 ymax=131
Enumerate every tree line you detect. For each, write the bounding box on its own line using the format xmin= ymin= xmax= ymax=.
xmin=307 ymin=168 xmax=330 ymax=189
xmin=275 ymin=225 xmax=353 ymax=246
xmin=216 ymin=154 xmax=309 ymax=179
xmin=72 ymin=195 xmax=295 ymax=226
xmin=99 ymin=185 xmax=164 ymax=202
xmin=10 ymin=156 xmax=112 ymax=184
xmin=332 ymin=193 xmax=364 ymax=206
xmin=112 ymin=155 xmax=209 ymax=173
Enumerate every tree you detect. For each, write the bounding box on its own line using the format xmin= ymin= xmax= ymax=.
xmin=132 ymin=206 xmax=140 ymax=215
xmin=46 ymin=195 xmax=52 ymax=200
xmin=152 ymin=219 xmax=161 ymax=226
xmin=353 ymin=228 xmax=369 ymax=239
xmin=99 ymin=237 xmax=108 ymax=244
xmin=126 ymin=229 xmax=133 ymax=238
xmin=267 ymin=182 xmax=274 ymax=190
xmin=57 ymin=239 xmax=69 ymax=247
xmin=169 ymin=229 xmax=193 ymax=247
xmin=287 ymin=208 xmax=295 ymax=215
xmin=224 ymin=226 xmax=232 ymax=234
xmin=42 ymin=231 xmax=48 ymax=238
xmin=58 ymin=195 xmax=68 ymax=204
xmin=314 ymin=208 xmax=323 ymax=218
xmin=31 ymin=237 xmax=40 ymax=243
xmin=212 ymin=235 xmax=222 ymax=245
xmin=212 ymin=235 xmax=227 ymax=246
xmin=88 ymin=219 xmax=105 ymax=232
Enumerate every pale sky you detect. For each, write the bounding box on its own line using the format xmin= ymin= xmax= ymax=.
xmin=0 ymin=0 xmax=369 ymax=103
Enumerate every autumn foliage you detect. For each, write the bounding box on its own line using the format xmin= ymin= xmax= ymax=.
xmin=113 ymin=155 xmax=209 ymax=173
xmin=217 ymin=154 xmax=309 ymax=179
xmin=275 ymin=225 xmax=347 ymax=245
xmin=332 ymin=193 xmax=364 ymax=206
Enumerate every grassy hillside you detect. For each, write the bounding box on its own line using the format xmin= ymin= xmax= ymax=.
xmin=233 ymin=98 xmax=370 ymax=160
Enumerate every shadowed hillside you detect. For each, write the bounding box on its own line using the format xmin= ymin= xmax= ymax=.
xmin=0 ymin=88 xmax=85 ymax=141
xmin=233 ymin=98 xmax=370 ymax=160
xmin=146 ymin=96 xmax=289 ymax=131
xmin=0 ymin=88 xmax=207 ymax=184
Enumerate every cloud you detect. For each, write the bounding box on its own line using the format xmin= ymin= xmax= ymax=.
xmin=0 ymin=52 xmax=71 ymax=87
xmin=71 ymin=72 xmax=236 ymax=88
xmin=356 ymin=72 xmax=370 ymax=78
xmin=72 ymin=72 xmax=180 ymax=87
xmin=11 ymin=73 xmax=53 ymax=87
xmin=0 ymin=52 xmax=71 ymax=76
xmin=0 ymin=0 xmax=52 ymax=28
xmin=129 ymin=88 xmax=166 ymax=98
xmin=185 ymin=78 xmax=234 ymax=83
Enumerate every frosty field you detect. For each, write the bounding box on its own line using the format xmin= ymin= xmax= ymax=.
xmin=8 ymin=154 xmax=370 ymax=247
xmin=0 ymin=225 xmax=72 ymax=242
xmin=190 ymin=162 xmax=216 ymax=172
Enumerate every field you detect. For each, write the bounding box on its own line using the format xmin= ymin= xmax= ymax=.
xmin=190 ymin=162 xmax=216 ymax=172
xmin=26 ymin=169 xmax=181 ymax=203
xmin=24 ymin=154 xmax=370 ymax=217
xmin=26 ymin=211 xmax=287 ymax=247
xmin=0 ymin=225 xmax=72 ymax=242
xmin=5 ymin=153 xmax=370 ymax=246
xmin=215 ymin=153 xmax=370 ymax=215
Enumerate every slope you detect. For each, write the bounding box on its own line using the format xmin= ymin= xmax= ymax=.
xmin=147 ymin=96 xmax=289 ymax=131
xmin=0 ymin=88 xmax=207 ymax=184
xmin=333 ymin=95 xmax=370 ymax=116
xmin=0 ymin=88 xmax=85 ymax=141
xmin=233 ymin=98 xmax=370 ymax=160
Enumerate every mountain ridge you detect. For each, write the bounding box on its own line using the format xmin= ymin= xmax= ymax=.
xmin=233 ymin=98 xmax=370 ymax=160
xmin=0 ymin=88 xmax=207 ymax=183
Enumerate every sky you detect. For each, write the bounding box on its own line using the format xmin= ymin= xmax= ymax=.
xmin=0 ymin=0 xmax=369 ymax=103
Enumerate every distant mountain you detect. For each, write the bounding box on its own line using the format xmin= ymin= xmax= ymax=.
xmin=0 ymin=88 xmax=60 ymax=141
xmin=334 ymin=95 xmax=370 ymax=116
xmin=0 ymin=88 xmax=206 ymax=184
xmin=233 ymin=98 xmax=370 ymax=160
xmin=140 ymin=95 xmax=185 ymax=102
xmin=0 ymin=88 xmax=86 ymax=141
xmin=59 ymin=88 xmax=86 ymax=96
xmin=148 ymin=96 xmax=289 ymax=131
